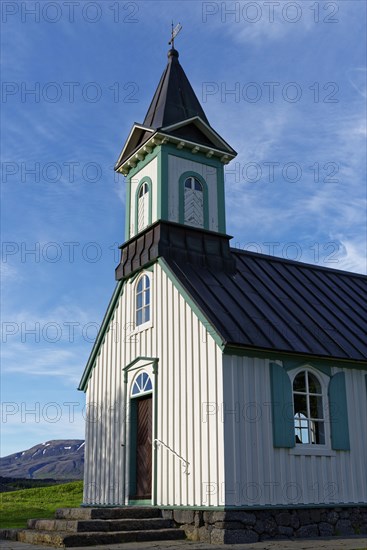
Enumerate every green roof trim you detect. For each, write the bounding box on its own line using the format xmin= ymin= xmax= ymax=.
xmin=78 ymin=281 xmax=124 ymax=391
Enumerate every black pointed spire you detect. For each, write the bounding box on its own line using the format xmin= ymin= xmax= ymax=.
xmin=143 ymin=48 xmax=209 ymax=129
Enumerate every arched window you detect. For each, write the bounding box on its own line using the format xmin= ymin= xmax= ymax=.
xmin=131 ymin=371 xmax=152 ymax=397
xmin=293 ymin=370 xmax=325 ymax=445
xmin=136 ymin=274 xmax=150 ymax=327
xmin=137 ymin=182 xmax=149 ymax=232
xmin=184 ymin=176 xmax=204 ymax=228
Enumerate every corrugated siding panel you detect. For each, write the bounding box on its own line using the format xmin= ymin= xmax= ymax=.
xmin=223 ymin=355 xmax=367 ymax=506
xmin=83 ymin=263 xmax=225 ymax=506
xmin=155 ymin=265 xmax=225 ymax=506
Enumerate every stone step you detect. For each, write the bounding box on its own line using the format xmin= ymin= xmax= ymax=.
xmin=55 ymin=507 xmax=161 ymax=520
xmin=27 ymin=517 xmax=172 ymax=533
xmin=17 ymin=528 xmax=185 ymax=548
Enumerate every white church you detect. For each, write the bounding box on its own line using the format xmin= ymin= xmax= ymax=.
xmin=77 ymin=44 xmax=367 ymax=541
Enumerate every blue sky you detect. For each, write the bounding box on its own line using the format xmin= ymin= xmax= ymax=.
xmin=1 ymin=0 xmax=366 ymax=457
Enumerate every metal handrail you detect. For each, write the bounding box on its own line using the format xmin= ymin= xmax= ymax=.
xmin=153 ymin=439 xmax=190 ymax=475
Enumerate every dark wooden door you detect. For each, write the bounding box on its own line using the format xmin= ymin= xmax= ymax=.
xmin=135 ymin=395 xmax=152 ymax=499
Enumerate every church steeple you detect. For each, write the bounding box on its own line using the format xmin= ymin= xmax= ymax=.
xmin=114 ymin=46 xmax=237 ymax=254
xmin=143 ymin=48 xmax=209 ymax=129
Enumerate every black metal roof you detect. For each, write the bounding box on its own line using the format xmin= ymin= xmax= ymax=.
xmin=165 ymin=249 xmax=367 ymax=362
xmin=143 ymin=49 xmax=209 ymax=129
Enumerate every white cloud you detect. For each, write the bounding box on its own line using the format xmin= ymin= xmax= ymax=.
xmin=1 ymin=304 xmax=97 ymax=383
xmin=347 ymin=68 xmax=367 ymax=99
xmin=334 ymin=236 xmax=367 ymax=274
xmin=0 ymin=263 xmax=22 ymax=286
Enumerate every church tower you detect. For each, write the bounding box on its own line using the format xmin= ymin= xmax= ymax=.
xmin=114 ymin=47 xmax=237 ymax=280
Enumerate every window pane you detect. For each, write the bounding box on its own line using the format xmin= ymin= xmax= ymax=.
xmin=185 ymin=178 xmax=192 ymax=188
xmin=145 ymin=379 xmax=152 ymax=391
xmin=294 ymin=394 xmax=307 ymax=416
xmin=294 ymin=414 xmax=309 ymax=444
xmin=296 ymin=427 xmax=309 ymax=444
xmin=310 ymin=421 xmax=325 ymax=444
xmin=137 ymin=374 xmax=143 ymax=390
xmin=316 ymin=421 xmax=325 ymax=444
xmin=132 ymin=381 xmax=139 ymax=395
xmin=293 ymin=372 xmax=306 ymax=392
xmin=145 ymin=288 xmax=150 ymax=305
xmin=308 ymin=372 xmax=321 ymax=394
xmin=144 ymin=276 xmax=150 ymax=289
xmin=136 ymin=310 xmax=142 ymax=326
xmin=136 ymin=293 xmax=143 ymax=309
xmin=139 ymin=183 xmax=148 ymax=197
xmin=194 ymin=178 xmax=202 ymax=191
xmin=137 ymin=279 xmax=143 ymax=292
xmin=143 ymin=306 xmax=150 ymax=323
xmin=310 ymin=395 xmax=323 ymax=419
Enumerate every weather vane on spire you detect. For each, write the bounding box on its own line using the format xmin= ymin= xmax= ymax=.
xmin=169 ymin=22 xmax=182 ymax=49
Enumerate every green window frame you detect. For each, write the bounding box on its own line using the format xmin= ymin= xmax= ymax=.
xmin=134 ymin=177 xmax=152 ymax=235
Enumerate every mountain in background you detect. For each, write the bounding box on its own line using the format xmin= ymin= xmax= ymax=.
xmin=0 ymin=440 xmax=84 ymax=480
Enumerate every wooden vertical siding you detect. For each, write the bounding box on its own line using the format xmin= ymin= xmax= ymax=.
xmin=222 ymin=354 xmax=367 ymax=506
xmin=83 ymin=262 xmax=225 ymax=506
xmin=167 ymin=154 xmax=218 ymax=231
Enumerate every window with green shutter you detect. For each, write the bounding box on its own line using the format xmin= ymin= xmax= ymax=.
xmin=270 ymin=363 xmax=350 ymax=452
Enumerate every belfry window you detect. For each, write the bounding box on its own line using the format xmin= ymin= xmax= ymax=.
xmin=184 ymin=176 xmax=204 ymax=228
xmin=136 ymin=274 xmax=150 ymax=327
xmin=293 ymin=370 xmax=325 ymax=445
xmin=137 ymin=182 xmax=149 ymax=232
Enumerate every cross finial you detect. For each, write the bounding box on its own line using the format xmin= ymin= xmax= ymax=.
xmin=169 ymin=22 xmax=182 ymax=49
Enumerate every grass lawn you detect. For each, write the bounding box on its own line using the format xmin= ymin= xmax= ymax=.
xmin=0 ymin=480 xmax=83 ymax=529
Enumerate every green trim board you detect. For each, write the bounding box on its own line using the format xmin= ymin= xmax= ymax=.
xmin=223 ymin=345 xmax=367 ymax=370
xmin=163 ymin=143 xmax=224 ymax=168
xmin=158 ymin=147 xmax=168 ymax=220
xmin=178 ymin=171 xmax=209 ymax=229
xmin=128 ymin=399 xmax=138 ymax=498
xmin=152 ymin=359 xmax=159 ymax=506
xmin=157 ymin=257 xmax=224 ymax=349
xmin=78 ymin=281 xmax=124 ymax=391
xmin=125 ymin=174 xmax=131 ymax=241
xmin=216 ymin=162 xmax=226 ymax=233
